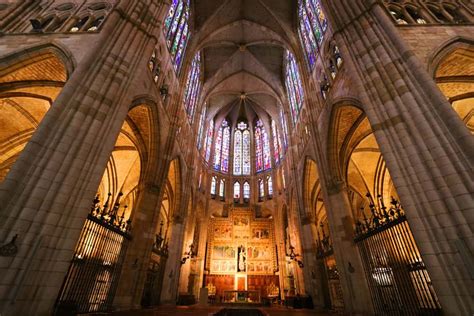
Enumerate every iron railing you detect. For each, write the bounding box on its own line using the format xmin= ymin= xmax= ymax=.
xmin=55 ymin=194 xmax=131 ymax=314
xmin=354 ymin=194 xmax=441 ymax=315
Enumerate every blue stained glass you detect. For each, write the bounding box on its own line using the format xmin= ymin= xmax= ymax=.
xmin=234 ymin=182 xmax=241 ymax=198
xmin=221 ymin=126 xmax=230 ymax=173
xmin=211 ymin=176 xmax=217 ymax=195
xmin=213 ymin=120 xmax=230 ymax=173
xmin=213 ymin=126 xmax=223 ymax=170
xmin=262 ymin=127 xmax=271 ymax=170
xmin=204 ymin=120 xmax=214 ymax=162
xmin=197 ymin=105 xmax=206 ymax=149
xmin=285 ymin=51 xmax=305 ymax=124
xmin=233 ymin=130 xmax=242 ymax=175
xmin=255 ymin=121 xmax=263 ymax=172
xmin=267 ymin=176 xmax=273 ymax=196
xmin=243 ymin=181 xmax=250 ymax=199
xmin=183 ymin=53 xmax=201 ymax=123
xmin=163 ymin=0 xmax=190 ymax=71
xmin=297 ymin=0 xmax=328 ymax=70
xmin=242 ymin=130 xmax=251 ymax=175
xmin=233 ymin=122 xmax=250 ymax=176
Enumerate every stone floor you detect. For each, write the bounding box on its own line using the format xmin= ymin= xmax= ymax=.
xmin=95 ymin=305 xmax=338 ymax=316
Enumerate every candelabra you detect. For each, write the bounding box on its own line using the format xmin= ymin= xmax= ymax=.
xmin=89 ymin=192 xmax=132 ymax=234
xmin=354 ymin=193 xmax=404 ymax=240
xmin=286 ymin=245 xmax=304 ymax=268
xmin=181 ymin=244 xmax=196 ymax=264
xmin=153 ymin=221 xmax=169 ymax=257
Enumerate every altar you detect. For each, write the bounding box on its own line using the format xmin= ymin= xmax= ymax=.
xmin=204 ymin=208 xmax=280 ymax=303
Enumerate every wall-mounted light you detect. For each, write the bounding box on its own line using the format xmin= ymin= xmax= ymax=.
xmin=180 ymin=244 xmax=195 ymax=265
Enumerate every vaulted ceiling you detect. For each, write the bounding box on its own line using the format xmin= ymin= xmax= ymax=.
xmin=186 ymin=0 xmax=299 ymax=123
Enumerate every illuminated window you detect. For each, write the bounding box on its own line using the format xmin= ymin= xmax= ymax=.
xmin=211 ymin=176 xmax=217 ymax=195
xmin=267 ymin=176 xmax=273 ymax=196
xmin=183 ymin=53 xmax=202 ymax=123
xmin=197 ymin=105 xmax=206 ymax=149
xmin=271 ymin=120 xmax=282 ymax=164
xmin=214 ymin=120 xmax=230 ymax=173
xmin=298 ymin=0 xmax=328 ymax=70
xmin=243 ymin=181 xmax=250 ymax=199
xmin=219 ymin=179 xmax=225 ymax=198
xmin=233 ymin=122 xmax=250 ymax=175
xmin=282 ymin=169 xmax=286 ymax=189
xmin=255 ymin=119 xmax=271 ymax=172
xmin=163 ymin=0 xmax=190 ymax=71
xmin=204 ymin=120 xmax=214 ymax=162
xmin=280 ymin=110 xmax=289 ymax=150
xmin=258 ymin=179 xmax=265 ymax=198
xmin=234 ymin=182 xmax=241 ymax=199
xmin=285 ymin=51 xmax=305 ymax=125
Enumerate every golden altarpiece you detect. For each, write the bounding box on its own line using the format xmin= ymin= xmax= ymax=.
xmin=203 ymin=208 xmax=280 ymax=302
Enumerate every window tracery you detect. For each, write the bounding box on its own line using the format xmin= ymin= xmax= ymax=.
xmin=183 ymin=53 xmax=202 ymax=123
xmin=204 ymin=120 xmax=214 ymax=162
xmin=163 ymin=0 xmax=190 ymax=71
xmin=297 ymin=0 xmax=328 ymax=70
xmin=213 ymin=120 xmax=230 ymax=173
xmin=255 ymin=119 xmax=271 ymax=172
xmin=285 ymin=51 xmax=305 ymax=125
xmin=233 ymin=122 xmax=250 ymax=176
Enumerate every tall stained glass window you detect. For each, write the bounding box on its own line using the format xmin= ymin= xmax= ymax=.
xmin=285 ymin=51 xmax=305 ymax=124
xmin=183 ymin=53 xmax=202 ymax=123
xmin=163 ymin=0 xmax=191 ymax=71
xmin=271 ymin=120 xmax=282 ymax=164
xmin=298 ymin=0 xmax=328 ymax=70
xmin=243 ymin=182 xmax=250 ymax=199
xmin=204 ymin=119 xmax=214 ymax=162
xmin=280 ymin=110 xmax=289 ymax=149
xmin=213 ymin=120 xmax=230 ymax=173
xmin=210 ymin=176 xmax=217 ymax=195
xmin=233 ymin=122 xmax=250 ymax=176
xmin=234 ymin=182 xmax=241 ymax=199
xmin=255 ymin=119 xmax=271 ymax=172
xmin=197 ymin=105 xmax=206 ymax=149
xmin=267 ymin=176 xmax=273 ymax=196
xmin=219 ymin=179 xmax=225 ymax=198
xmin=258 ymin=179 xmax=265 ymax=198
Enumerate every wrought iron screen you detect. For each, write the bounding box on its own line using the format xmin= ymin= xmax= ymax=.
xmin=354 ymin=196 xmax=441 ymax=315
xmin=55 ymin=196 xmax=131 ymax=314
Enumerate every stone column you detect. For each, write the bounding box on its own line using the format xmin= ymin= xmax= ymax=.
xmin=321 ymin=1 xmax=474 ymax=314
xmin=113 ymin=183 xmax=166 ymax=310
xmin=0 ymin=2 xmax=164 ymax=315
xmin=325 ymin=180 xmax=373 ymax=314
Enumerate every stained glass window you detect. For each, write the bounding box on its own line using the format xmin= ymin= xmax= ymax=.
xmin=298 ymin=0 xmax=328 ymax=70
xmin=271 ymin=120 xmax=282 ymax=164
xmin=183 ymin=53 xmax=202 ymax=123
xmin=211 ymin=176 xmax=217 ymax=195
xmin=255 ymin=121 xmax=263 ymax=172
xmin=204 ymin=119 xmax=214 ymax=162
xmin=197 ymin=105 xmax=206 ymax=149
xmin=267 ymin=176 xmax=273 ymax=196
xmin=285 ymin=51 xmax=305 ymax=124
xmin=234 ymin=182 xmax=241 ymax=199
xmin=258 ymin=179 xmax=264 ymax=198
xmin=243 ymin=181 xmax=250 ymax=199
xmin=213 ymin=120 xmax=230 ymax=173
xmin=163 ymin=0 xmax=190 ymax=71
xmin=282 ymin=169 xmax=286 ymax=189
xmin=219 ymin=179 xmax=225 ymax=198
xmin=280 ymin=110 xmax=289 ymax=150
xmin=233 ymin=122 xmax=250 ymax=175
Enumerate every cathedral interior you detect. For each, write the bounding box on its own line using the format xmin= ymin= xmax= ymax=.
xmin=0 ymin=0 xmax=473 ymax=315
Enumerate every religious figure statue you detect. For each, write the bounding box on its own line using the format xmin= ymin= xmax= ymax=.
xmin=237 ymin=245 xmax=246 ymax=272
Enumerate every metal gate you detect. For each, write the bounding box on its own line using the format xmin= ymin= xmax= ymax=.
xmin=354 ymin=195 xmax=441 ymax=315
xmin=55 ymin=195 xmax=132 ymax=314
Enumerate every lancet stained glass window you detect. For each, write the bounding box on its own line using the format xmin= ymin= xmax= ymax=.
xmin=255 ymin=119 xmax=271 ymax=172
xmin=267 ymin=176 xmax=273 ymax=196
xmin=204 ymin=120 xmax=214 ymax=162
xmin=219 ymin=179 xmax=225 ymax=198
xmin=233 ymin=122 xmax=250 ymax=176
xmin=163 ymin=0 xmax=190 ymax=71
xmin=183 ymin=53 xmax=202 ymax=123
xmin=280 ymin=110 xmax=289 ymax=150
xmin=298 ymin=0 xmax=328 ymax=70
xmin=271 ymin=120 xmax=282 ymax=164
xmin=197 ymin=105 xmax=206 ymax=150
xmin=259 ymin=179 xmax=265 ymax=198
xmin=213 ymin=120 xmax=230 ymax=173
xmin=285 ymin=51 xmax=305 ymax=124
xmin=243 ymin=181 xmax=250 ymax=199
xmin=234 ymin=182 xmax=241 ymax=199
xmin=210 ymin=176 xmax=217 ymax=195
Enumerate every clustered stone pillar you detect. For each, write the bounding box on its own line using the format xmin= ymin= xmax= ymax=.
xmin=321 ymin=0 xmax=474 ymax=314
xmin=0 ymin=1 xmax=164 ymax=315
